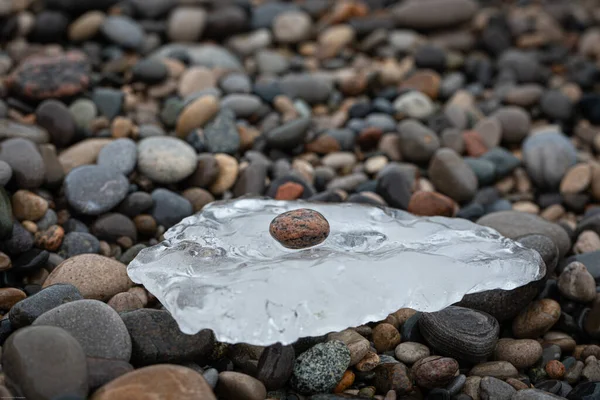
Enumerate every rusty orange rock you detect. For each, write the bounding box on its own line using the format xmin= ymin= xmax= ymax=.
xmin=275 ymin=182 xmax=305 ymax=201
xmin=305 ymin=135 xmax=341 ymax=154
xmin=269 ymin=209 xmax=330 ymax=249
xmin=35 ymin=225 xmax=65 ymax=251
xmin=462 ymin=130 xmax=488 ymax=157
xmin=407 ymin=191 xmax=457 ymax=217
xmin=334 ymin=370 xmax=355 ymax=393
xmin=399 ymin=70 xmax=441 ymax=100
xmin=545 ymin=359 xmax=566 ymax=379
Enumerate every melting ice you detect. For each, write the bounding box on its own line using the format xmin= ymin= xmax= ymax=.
xmin=127 ymin=198 xmax=544 ymax=345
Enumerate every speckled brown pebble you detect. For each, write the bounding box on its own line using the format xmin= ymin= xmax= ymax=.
xmin=8 ymin=51 xmax=90 ymax=100
xmin=412 ymin=356 xmax=459 ymax=389
xmin=513 ymin=299 xmax=561 ymax=338
xmin=43 ymin=254 xmax=133 ymax=301
xmin=546 ymin=359 xmax=566 ymax=379
xmin=34 ymin=225 xmax=64 ymax=251
xmin=269 ymin=209 xmax=330 ymax=249
xmin=372 ymin=323 xmax=402 ymax=353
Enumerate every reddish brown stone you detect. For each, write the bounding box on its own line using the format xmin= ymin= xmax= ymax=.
xmin=305 ymin=135 xmax=341 ymax=154
xmin=275 ymin=182 xmax=305 ymax=200
xmin=269 ymin=209 xmax=330 ymax=249
xmin=407 ymin=191 xmax=456 ymax=217
xmin=412 ymin=356 xmax=459 ymax=389
xmin=357 ymin=127 xmax=383 ymax=150
xmin=399 ymin=70 xmax=441 ymax=99
xmin=7 ymin=51 xmax=90 ymax=100
xmin=34 ymin=225 xmax=65 ymax=252
xmin=546 ymin=360 xmax=566 ymax=379
xmin=462 ymin=130 xmax=488 ymax=157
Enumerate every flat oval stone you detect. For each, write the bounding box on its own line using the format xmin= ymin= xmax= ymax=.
xmin=7 ymin=51 xmax=90 ymax=100
xmin=412 ymin=355 xmax=459 ymax=389
xmin=151 ymin=189 xmax=193 ymax=229
xmin=512 ymin=299 xmax=561 ymax=339
xmin=9 ymin=284 xmax=83 ymax=329
xmin=392 ymin=0 xmax=478 ymax=30
xmin=429 ymin=148 xmax=478 ymax=203
xmin=43 ymin=254 xmax=133 ymax=301
xmin=64 ymin=165 xmax=129 ymax=216
xmin=33 ymin=299 xmax=132 ymax=361
xmin=0 ymin=119 xmax=49 ymax=144
xmin=522 ymin=130 xmax=577 ymax=190
xmin=269 ymin=209 xmax=330 ymax=249
xmin=90 ymin=364 xmax=216 ymax=400
xmin=137 ymin=136 xmax=197 ymax=184
xmin=97 ymin=138 xmax=137 ymax=176
xmin=35 ymin=99 xmax=76 ymax=147
xmin=419 ymin=306 xmax=499 ymax=363
xmin=495 ymin=338 xmax=543 ymax=369
xmin=266 ymin=117 xmax=311 ymax=151
xmin=101 ymin=15 xmax=144 ymax=50
xmin=0 ymin=138 xmax=45 ymax=189
xmin=477 ymin=211 xmax=571 ymax=258
xmin=3 ymin=325 xmax=88 ymax=399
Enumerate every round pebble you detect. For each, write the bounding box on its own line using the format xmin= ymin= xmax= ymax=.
xmin=137 ymin=137 xmax=197 ymax=184
xmin=64 ymin=165 xmax=129 ymax=216
xmin=269 ymin=209 xmax=330 ymax=249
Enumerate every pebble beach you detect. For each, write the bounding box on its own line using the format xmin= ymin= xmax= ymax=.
xmin=2 ymin=0 xmax=600 ymax=399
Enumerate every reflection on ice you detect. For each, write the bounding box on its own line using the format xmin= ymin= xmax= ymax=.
xmin=127 ymin=198 xmax=544 ymax=345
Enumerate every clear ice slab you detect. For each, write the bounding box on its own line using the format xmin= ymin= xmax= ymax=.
xmin=127 ymin=198 xmax=544 ymax=345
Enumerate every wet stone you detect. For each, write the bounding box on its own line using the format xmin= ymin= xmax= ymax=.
xmin=269 ymin=209 xmax=330 ymax=249
xmin=32 ymin=299 xmax=132 ymax=361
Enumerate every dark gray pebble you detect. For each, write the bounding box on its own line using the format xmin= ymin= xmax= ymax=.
xmin=64 ymin=165 xmax=129 ymax=216
xmin=151 ymin=188 xmax=193 ymax=228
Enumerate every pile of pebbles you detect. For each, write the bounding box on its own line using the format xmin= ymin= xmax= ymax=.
xmin=2 ymin=0 xmax=600 ymax=398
